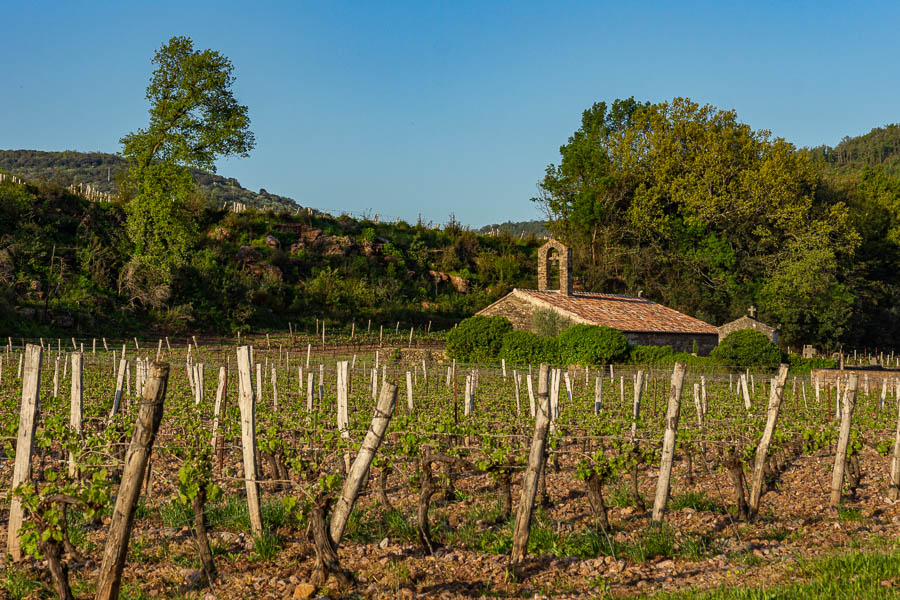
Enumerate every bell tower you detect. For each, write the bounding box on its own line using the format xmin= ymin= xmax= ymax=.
xmin=537 ymin=239 xmax=573 ymax=296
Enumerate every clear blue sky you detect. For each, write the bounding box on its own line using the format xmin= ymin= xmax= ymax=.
xmin=2 ymin=1 xmax=898 ymax=227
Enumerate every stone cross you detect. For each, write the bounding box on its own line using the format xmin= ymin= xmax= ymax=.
xmin=748 ymin=305 xmax=757 ymax=318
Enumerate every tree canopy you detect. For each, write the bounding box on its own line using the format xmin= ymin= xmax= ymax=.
xmin=536 ymin=97 xmax=860 ymax=345
xmin=121 ymin=36 xmax=255 ymax=281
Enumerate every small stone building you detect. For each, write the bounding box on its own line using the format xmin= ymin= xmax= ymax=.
xmin=477 ymin=240 xmax=719 ymax=354
xmin=717 ymin=308 xmax=779 ymax=344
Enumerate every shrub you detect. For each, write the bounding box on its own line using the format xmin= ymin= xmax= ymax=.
xmin=710 ymin=329 xmax=782 ymax=367
xmin=629 ymin=345 xmax=674 ymax=364
xmin=557 ymin=324 xmax=629 ymax=365
xmin=787 ymin=354 xmax=837 ymax=374
xmin=531 ymin=307 xmax=573 ymax=338
xmin=499 ymin=330 xmax=560 ymax=365
xmin=446 ymin=315 xmax=513 ymax=362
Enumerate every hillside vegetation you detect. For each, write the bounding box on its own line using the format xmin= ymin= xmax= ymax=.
xmin=0 ymin=177 xmax=541 ymax=336
xmin=0 ymin=149 xmax=299 ymax=212
xmin=536 ymin=97 xmax=900 ymax=350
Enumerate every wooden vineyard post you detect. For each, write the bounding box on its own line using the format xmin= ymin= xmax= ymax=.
xmin=7 ymin=344 xmax=42 ymax=561
xmin=236 ymin=346 xmax=264 ymax=537
xmin=748 ymin=364 xmax=789 ymax=519
xmin=94 ymin=362 xmax=168 ymax=600
xmin=630 ymin=370 xmax=645 ymax=442
xmin=651 ymin=362 xmax=686 ymax=524
xmin=513 ymin=371 xmax=521 ymax=415
xmin=889 ymin=392 xmax=900 ymax=500
xmin=337 ymin=361 xmax=351 ymax=472
xmin=527 ymin=372 xmax=536 ymax=417
xmin=830 ymin=374 xmax=859 ymax=507
xmin=255 ymin=362 xmax=262 ymax=404
xmin=307 ymin=371 xmax=315 ymax=411
xmin=211 ymin=366 xmax=227 ymax=473
xmin=510 ymin=364 xmax=551 ymax=565
xmin=271 ymin=367 xmax=278 ymax=411
xmin=406 ymin=370 xmax=414 ymax=411
xmin=692 ymin=383 xmax=702 ymax=426
xmin=110 ymin=358 xmax=127 ymax=418
xmin=594 ymin=376 xmax=602 ymax=415
xmin=329 ymin=381 xmax=398 ymax=546
xmin=69 ymin=352 xmax=84 ymax=478
xmin=740 ymin=374 xmax=751 ymax=411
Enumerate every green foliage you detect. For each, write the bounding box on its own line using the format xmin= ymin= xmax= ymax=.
xmin=531 ymin=307 xmax=573 ymax=337
xmin=710 ymin=329 xmax=782 ymax=367
xmin=445 ymin=315 xmax=513 ymax=362
xmin=536 ymin=96 xmax=860 ymax=346
xmin=557 ymin=324 xmax=629 ymax=365
xmin=499 ymin=330 xmax=560 ymax=364
xmin=121 ymin=35 xmax=255 ymax=279
xmin=787 ymin=353 xmax=838 ymax=374
xmin=629 ymin=345 xmax=674 ymax=364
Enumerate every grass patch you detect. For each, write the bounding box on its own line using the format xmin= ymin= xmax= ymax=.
xmin=669 ymin=491 xmax=723 ymax=513
xmin=252 ymin=530 xmax=282 ymax=561
xmin=344 ymin=507 xmax=419 ymax=544
xmin=645 ymin=549 xmax=900 ymax=599
xmin=1 ymin=568 xmax=47 ymax=600
xmin=838 ymin=506 xmax=864 ymax=522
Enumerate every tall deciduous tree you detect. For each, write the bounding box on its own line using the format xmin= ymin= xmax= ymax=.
xmin=121 ymin=36 xmax=254 ymax=293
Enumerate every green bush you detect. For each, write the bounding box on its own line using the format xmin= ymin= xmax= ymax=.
xmin=557 ymin=324 xmax=629 ymax=365
xmin=710 ymin=329 xmax=782 ymax=367
xmin=531 ymin=307 xmax=573 ymax=338
xmin=499 ymin=330 xmax=560 ymax=365
xmin=787 ymin=354 xmax=837 ymax=374
xmin=446 ymin=315 xmax=513 ymax=362
xmin=629 ymin=345 xmax=674 ymax=364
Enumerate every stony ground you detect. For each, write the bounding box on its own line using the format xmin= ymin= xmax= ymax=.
xmin=4 ymin=443 xmax=900 ymax=599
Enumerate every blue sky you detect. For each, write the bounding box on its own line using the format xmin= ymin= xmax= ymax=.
xmin=2 ymin=1 xmax=898 ymax=226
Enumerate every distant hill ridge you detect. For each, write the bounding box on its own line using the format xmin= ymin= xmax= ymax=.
xmin=0 ymin=149 xmax=300 ymax=212
xmin=808 ymin=123 xmax=900 ymax=176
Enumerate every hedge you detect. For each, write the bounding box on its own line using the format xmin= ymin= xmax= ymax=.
xmin=445 ymin=315 xmax=513 ymax=362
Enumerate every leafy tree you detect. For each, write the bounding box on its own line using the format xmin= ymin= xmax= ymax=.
xmin=121 ymin=36 xmax=255 ymax=280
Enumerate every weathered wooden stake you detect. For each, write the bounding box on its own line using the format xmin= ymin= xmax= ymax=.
xmin=830 ymin=374 xmax=859 ymax=507
xmin=651 ymin=362 xmax=685 ymax=523
xmin=510 ymin=364 xmax=551 ymax=564
xmin=329 ymin=381 xmax=398 ymax=545
xmin=236 ymin=347 xmax=264 ymax=536
xmin=94 ymin=362 xmax=168 ymax=600
xmin=7 ymin=344 xmax=42 ymax=561
xmin=748 ymin=364 xmax=789 ymax=518
xmin=69 ymin=352 xmax=83 ymax=478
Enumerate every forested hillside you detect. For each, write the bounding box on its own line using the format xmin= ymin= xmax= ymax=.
xmin=0 ymin=176 xmax=541 ymax=336
xmin=808 ymin=124 xmax=900 ymax=176
xmin=0 ymin=149 xmax=299 ymax=212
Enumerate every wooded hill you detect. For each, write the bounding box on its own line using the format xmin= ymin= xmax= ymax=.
xmin=0 ymin=175 xmax=542 ymax=337
xmin=808 ymin=124 xmax=900 ymax=176
xmin=0 ymin=149 xmax=299 ymax=212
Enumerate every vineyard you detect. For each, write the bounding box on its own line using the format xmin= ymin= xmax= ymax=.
xmin=3 ymin=334 xmax=900 ymax=599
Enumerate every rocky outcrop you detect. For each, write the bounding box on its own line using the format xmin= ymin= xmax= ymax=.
xmin=208 ymin=227 xmax=231 ymax=241
xmin=264 ymin=234 xmax=281 ymax=250
xmin=248 ymin=262 xmax=282 ymax=280
xmin=429 ymin=270 xmax=469 ymax=294
xmin=236 ymin=245 xmax=262 ymax=263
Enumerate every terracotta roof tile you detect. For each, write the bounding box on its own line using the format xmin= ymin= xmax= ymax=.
xmin=516 ymin=289 xmax=717 ymax=335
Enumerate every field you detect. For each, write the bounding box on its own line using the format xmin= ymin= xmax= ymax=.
xmin=3 ymin=333 xmax=900 ymax=599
